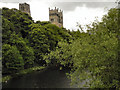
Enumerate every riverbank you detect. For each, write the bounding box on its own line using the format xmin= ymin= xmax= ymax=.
xmin=2 ymin=66 xmax=45 ymax=83
xmin=3 ymin=66 xmax=71 ymax=88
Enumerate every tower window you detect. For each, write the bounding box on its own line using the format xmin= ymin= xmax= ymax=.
xmin=51 ymin=19 xmax=54 ymax=22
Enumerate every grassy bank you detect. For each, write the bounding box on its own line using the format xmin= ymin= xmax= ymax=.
xmin=2 ymin=66 xmax=45 ymax=83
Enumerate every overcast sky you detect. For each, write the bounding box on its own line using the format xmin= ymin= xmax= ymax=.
xmin=0 ymin=0 xmax=117 ymax=31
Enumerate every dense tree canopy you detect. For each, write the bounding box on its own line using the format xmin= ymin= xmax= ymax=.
xmin=2 ymin=7 xmax=72 ymax=73
xmin=2 ymin=7 xmax=120 ymax=89
xmin=44 ymin=8 xmax=120 ymax=88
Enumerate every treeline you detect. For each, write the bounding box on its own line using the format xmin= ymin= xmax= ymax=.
xmin=2 ymin=7 xmax=72 ymax=75
xmin=44 ymin=8 xmax=120 ymax=88
xmin=2 ymin=7 xmax=120 ymax=88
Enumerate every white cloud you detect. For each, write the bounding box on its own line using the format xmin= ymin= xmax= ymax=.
xmin=29 ymin=0 xmax=49 ymax=21
xmin=0 ymin=0 xmax=114 ymax=31
xmin=64 ymin=6 xmax=107 ymax=31
xmin=0 ymin=2 xmax=18 ymax=9
xmin=46 ymin=0 xmax=116 ymax=2
xmin=1 ymin=0 xmax=31 ymax=3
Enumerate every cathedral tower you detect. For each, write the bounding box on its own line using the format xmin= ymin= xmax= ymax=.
xmin=49 ymin=7 xmax=63 ymax=27
xmin=19 ymin=3 xmax=31 ymax=16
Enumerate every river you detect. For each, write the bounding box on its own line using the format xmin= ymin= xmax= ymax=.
xmin=2 ymin=67 xmax=72 ymax=88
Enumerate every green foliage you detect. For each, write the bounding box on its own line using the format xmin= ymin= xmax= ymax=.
xmin=2 ymin=75 xmax=12 ymax=83
xmin=3 ymin=7 xmax=119 ymax=89
xmin=43 ymin=41 xmax=73 ymax=67
xmin=28 ymin=23 xmax=50 ymax=65
xmin=43 ymin=8 xmax=120 ymax=88
xmin=35 ymin=21 xmax=50 ymax=25
xmin=2 ymin=44 xmax=24 ymax=74
xmin=8 ymin=32 xmax=35 ymax=69
xmin=2 ymin=7 xmax=72 ymax=74
xmin=2 ymin=7 xmax=33 ymax=38
xmin=69 ymin=8 xmax=120 ymax=88
xmin=2 ymin=7 xmax=35 ymax=74
xmin=16 ymin=66 xmax=45 ymax=76
xmin=29 ymin=23 xmax=72 ymax=65
xmin=2 ymin=66 xmax=45 ymax=83
xmin=2 ymin=17 xmax=14 ymax=44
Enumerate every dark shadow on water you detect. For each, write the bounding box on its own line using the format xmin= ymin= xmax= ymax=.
xmin=2 ymin=67 xmax=71 ymax=88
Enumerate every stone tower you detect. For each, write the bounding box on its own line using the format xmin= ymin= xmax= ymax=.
xmin=49 ymin=7 xmax=63 ymax=27
xmin=19 ymin=3 xmax=31 ymax=16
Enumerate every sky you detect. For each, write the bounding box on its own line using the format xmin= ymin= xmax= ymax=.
xmin=0 ymin=0 xmax=118 ymax=31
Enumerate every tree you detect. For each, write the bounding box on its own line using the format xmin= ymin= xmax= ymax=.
xmin=67 ymin=8 xmax=119 ymax=88
xmin=2 ymin=7 xmax=33 ymax=38
xmin=2 ymin=44 xmax=24 ymax=74
xmin=2 ymin=7 xmax=35 ymax=69
xmin=8 ymin=32 xmax=35 ymax=69
xmin=43 ymin=8 xmax=120 ymax=88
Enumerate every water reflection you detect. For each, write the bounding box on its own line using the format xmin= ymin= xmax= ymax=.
xmin=3 ymin=67 xmax=71 ymax=88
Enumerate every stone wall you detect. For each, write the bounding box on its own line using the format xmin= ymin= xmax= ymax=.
xmin=19 ymin=3 xmax=31 ymax=16
xmin=49 ymin=7 xmax=63 ymax=27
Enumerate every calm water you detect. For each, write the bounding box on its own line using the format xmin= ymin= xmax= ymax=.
xmin=3 ymin=67 xmax=72 ymax=88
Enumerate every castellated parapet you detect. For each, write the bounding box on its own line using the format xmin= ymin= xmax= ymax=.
xmin=49 ymin=7 xmax=63 ymax=27
xmin=19 ymin=3 xmax=31 ymax=16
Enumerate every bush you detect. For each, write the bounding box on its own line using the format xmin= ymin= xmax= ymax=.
xmin=2 ymin=44 xmax=24 ymax=74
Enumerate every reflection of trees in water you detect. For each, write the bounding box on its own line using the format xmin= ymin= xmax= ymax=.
xmin=3 ymin=68 xmax=71 ymax=88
